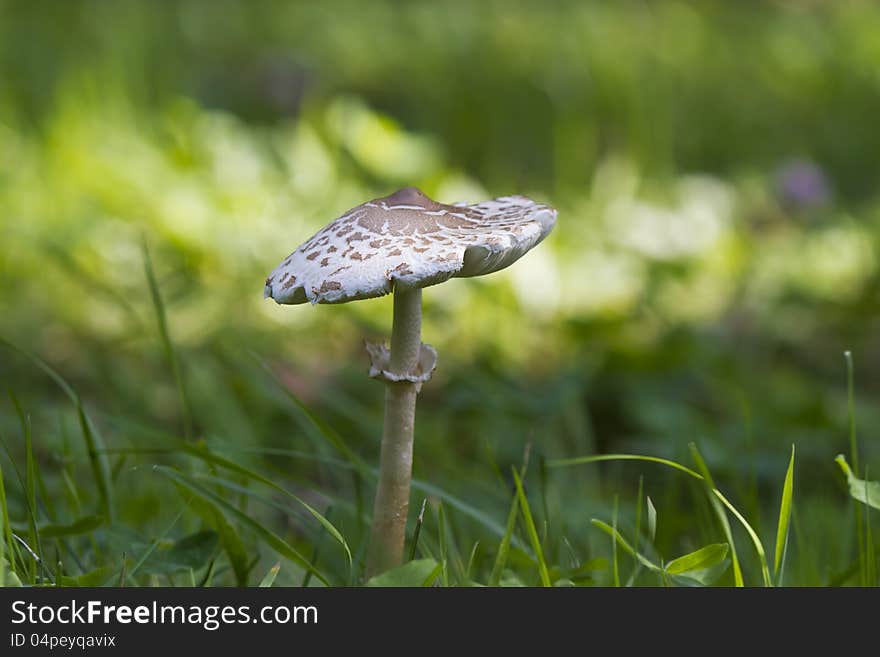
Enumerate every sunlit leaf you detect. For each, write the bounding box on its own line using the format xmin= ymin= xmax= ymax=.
xmin=365 ymin=559 xmax=440 ymax=587
xmin=835 ymin=455 xmax=880 ymax=510
xmin=666 ymin=543 xmax=729 ymax=575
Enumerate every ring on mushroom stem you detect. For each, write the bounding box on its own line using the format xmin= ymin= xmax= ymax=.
xmin=265 ymin=186 xmax=557 ymax=578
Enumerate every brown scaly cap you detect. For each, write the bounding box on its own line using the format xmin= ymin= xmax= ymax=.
xmin=264 ymin=187 xmax=557 ymax=305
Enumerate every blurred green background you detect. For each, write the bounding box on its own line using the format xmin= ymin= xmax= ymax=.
xmin=1 ymin=0 xmax=878 ymax=586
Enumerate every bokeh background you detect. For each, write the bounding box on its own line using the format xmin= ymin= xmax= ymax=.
xmin=1 ymin=0 xmax=878 ymax=586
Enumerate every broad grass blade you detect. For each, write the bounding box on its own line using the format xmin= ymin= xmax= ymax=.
xmin=774 ymin=445 xmax=796 ymax=584
xmin=666 ymin=543 xmax=729 ymax=575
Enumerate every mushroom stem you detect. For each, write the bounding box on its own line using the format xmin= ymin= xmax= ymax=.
xmin=366 ymin=286 xmax=423 ymax=577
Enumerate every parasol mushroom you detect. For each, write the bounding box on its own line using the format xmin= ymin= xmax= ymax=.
xmin=264 ymin=186 xmax=556 ymax=577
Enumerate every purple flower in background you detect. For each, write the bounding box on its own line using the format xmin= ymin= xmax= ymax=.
xmin=775 ymin=159 xmax=831 ymax=210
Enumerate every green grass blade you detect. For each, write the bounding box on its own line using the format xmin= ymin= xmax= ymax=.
xmin=12 ymin=395 xmax=41 ymax=582
xmin=489 ymin=489 xmax=519 ymax=586
xmin=155 ymin=466 xmax=329 ymax=585
xmin=53 ymin=546 xmax=62 ymax=587
xmin=611 ymin=495 xmax=620 ymax=587
xmin=647 ymin=496 xmax=657 ymax=541
xmin=74 ymin=405 xmax=114 ymax=524
xmin=61 ymin=469 xmax=83 ymax=516
xmin=626 ymin=477 xmax=645 ymax=587
xmin=12 ymin=533 xmax=40 ymax=568
xmin=34 ymin=457 xmax=56 ymax=522
xmin=844 ymin=350 xmax=867 ymax=586
xmin=548 ymin=453 xmax=701 ymax=478
xmin=844 ymin=351 xmax=859 ymax=475
xmin=422 ymin=561 xmax=444 ymax=587
xmin=774 ymin=445 xmax=796 ymax=584
xmin=259 ymin=562 xmax=281 ymax=587
xmin=634 ymin=476 xmax=644 ymax=552
xmin=0 ymin=494 xmax=26 ymax=585
xmin=666 ymin=543 xmax=729 ymax=575
xmin=436 ymin=501 xmax=449 ymax=587
xmin=142 ymin=240 xmax=194 ymax=441
xmin=197 ymin=557 xmax=217 ymax=587
xmin=465 ymin=541 xmax=479 ymax=583
xmin=589 ymin=520 xmax=661 ymax=572
xmin=865 ymin=471 xmax=877 ymax=586
xmin=688 ymin=444 xmax=749 ymax=587
xmin=511 ymin=468 xmax=551 ymax=587
xmin=408 ymin=498 xmax=427 ymax=561
xmin=302 ymin=504 xmax=338 ymax=587
xmin=0 ymin=461 xmax=12 ymax=583
xmin=711 ymin=486 xmax=771 ymax=587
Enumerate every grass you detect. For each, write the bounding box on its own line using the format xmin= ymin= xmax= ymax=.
xmin=1 ymin=322 xmax=876 ymax=586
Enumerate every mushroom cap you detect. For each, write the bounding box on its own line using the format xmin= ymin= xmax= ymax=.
xmin=264 ymin=187 xmax=557 ymax=305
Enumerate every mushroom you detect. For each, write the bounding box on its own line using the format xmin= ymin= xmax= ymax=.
xmin=264 ymin=186 xmax=557 ymax=577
